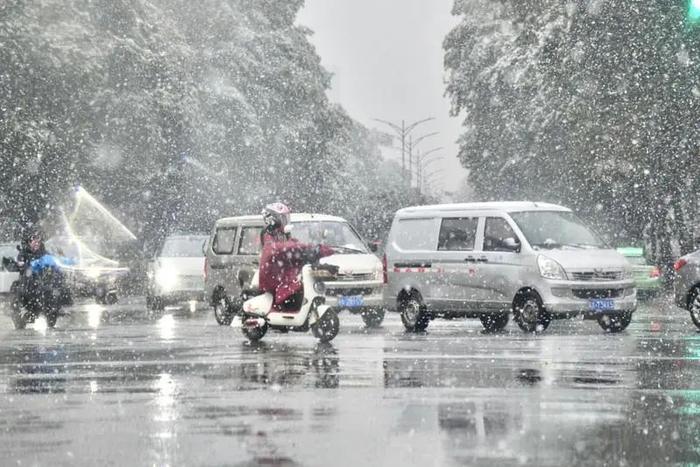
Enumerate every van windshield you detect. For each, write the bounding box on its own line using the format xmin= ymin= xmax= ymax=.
xmin=510 ymin=211 xmax=606 ymax=250
xmin=291 ymin=221 xmax=368 ymax=254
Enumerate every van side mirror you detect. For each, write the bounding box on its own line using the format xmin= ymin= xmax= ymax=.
xmin=503 ymin=237 xmax=521 ymax=252
xmin=368 ymin=240 xmax=381 ymax=253
xmin=202 ymin=239 xmax=208 ymax=256
xmin=2 ymin=257 xmax=19 ymax=272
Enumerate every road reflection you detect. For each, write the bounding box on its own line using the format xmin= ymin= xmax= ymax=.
xmin=236 ymin=342 xmax=340 ymax=390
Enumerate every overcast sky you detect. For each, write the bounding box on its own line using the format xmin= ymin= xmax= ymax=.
xmin=297 ymin=0 xmax=467 ymax=197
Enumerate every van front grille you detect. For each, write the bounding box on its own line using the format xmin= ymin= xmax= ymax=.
xmin=326 ymin=273 xmax=375 ymax=282
xmin=326 ymin=287 xmax=375 ymax=297
xmin=570 ymin=270 xmax=623 ymax=281
xmin=572 ymin=288 xmax=623 ymax=299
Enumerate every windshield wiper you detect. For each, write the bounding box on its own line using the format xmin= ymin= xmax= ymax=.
xmin=562 ymin=242 xmax=599 ymax=249
xmin=328 ymin=245 xmax=365 ymax=254
xmin=531 ymin=241 xmax=561 ymax=250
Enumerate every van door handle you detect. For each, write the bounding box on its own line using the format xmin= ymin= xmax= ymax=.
xmin=252 ymin=260 xmax=260 ymax=266
xmin=465 ymin=256 xmax=475 ymax=263
xmin=476 ymin=257 xmax=488 ymax=263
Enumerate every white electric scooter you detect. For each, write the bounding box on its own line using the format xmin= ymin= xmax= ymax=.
xmin=240 ymin=262 xmax=340 ymax=343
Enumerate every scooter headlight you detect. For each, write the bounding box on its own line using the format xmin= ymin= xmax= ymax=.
xmin=313 ymin=281 xmax=326 ymax=295
xmin=155 ymin=269 xmax=178 ymax=292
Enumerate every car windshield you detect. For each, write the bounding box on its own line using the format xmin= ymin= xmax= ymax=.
xmin=510 ymin=211 xmax=606 ymax=250
xmin=160 ymin=236 xmax=207 ymax=257
xmin=290 ymin=221 xmax=368 ymax=253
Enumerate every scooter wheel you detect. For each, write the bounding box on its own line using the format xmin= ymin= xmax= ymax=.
xmin=11 ymin=297 xmax=26 ymax=330
xmin=242 ymin=319 xmax=268 ymax=342
xmin=312 ymin=310 xmax=340 ymax=343
xmin=105 ymin=292 xmax=118 ymax=305
xmin=46 ymin=311 xmax=58 ymax=328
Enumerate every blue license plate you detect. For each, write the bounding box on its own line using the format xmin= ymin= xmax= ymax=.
xmin=589 ymin=299 xmax=615 ymax=311
xmin=338 ymin=295 xmax=364 ymax=308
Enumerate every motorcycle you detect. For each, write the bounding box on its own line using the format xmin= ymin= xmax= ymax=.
xmin=2 ymin=254 xmax=72 ymax=330
xmin=239 ymin=261 xmax=340 ymax=343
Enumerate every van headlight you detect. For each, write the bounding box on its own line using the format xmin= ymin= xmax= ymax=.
xmin=373 ymin=268 xmax=383 ymax=282
xmin=537 ymin=255 xmax=567 ymax=280
xmin=155 ymin=269 xmax=178 ymax=291
xmin=313 ymin=281 xmax=326 ymax=295
xmin=622 ymin=268 xmax=633 ymax=280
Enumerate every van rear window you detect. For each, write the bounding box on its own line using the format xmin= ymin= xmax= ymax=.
xmin=212 ymin=227 xmax=237 ymax=255
xmin=438 ymin=218 xmax=478 ymax=251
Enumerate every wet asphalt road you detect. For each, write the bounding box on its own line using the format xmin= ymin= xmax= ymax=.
xmin=0 ymin=297 xmax=699 ymax=467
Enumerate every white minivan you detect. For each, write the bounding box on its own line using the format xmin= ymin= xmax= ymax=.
xmin=384 ymin=202 xmax=637 ymax=333
xmin=205 ymin=213 xmax=385 ymax=327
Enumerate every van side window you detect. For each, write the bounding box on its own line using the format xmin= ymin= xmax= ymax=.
xmin=212 ymin=227 xmax=237 ymax=255
xmin=438 ymin=218 xmax=478 ymax=251
xmin=393 ymin=218 xmax=436 ymax=251
xmin=238 ymin=227 xmax=263 ymax=255
xmin=484 ymin=218 xmax=518 ymax=252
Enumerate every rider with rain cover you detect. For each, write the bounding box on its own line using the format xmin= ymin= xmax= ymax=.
xmin=258 ymin=203 xmax=335 ymax=311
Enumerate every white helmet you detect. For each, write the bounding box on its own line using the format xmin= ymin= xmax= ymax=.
xmin=262 ymin=202 xmax=291 ymax=231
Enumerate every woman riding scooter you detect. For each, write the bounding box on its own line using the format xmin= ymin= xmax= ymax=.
xmin=239 ymin=203 xmax=341 ymax=343
xmin=258 ymin=203 xmax=335 ymax=311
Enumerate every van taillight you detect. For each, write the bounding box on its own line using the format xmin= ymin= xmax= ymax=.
xmin=382 ymin=254 xmax=388 ymax=284
xmin=673 ymin=259 xmax=688 ymax=272
xmin=204 ymin=257 xmax=208 ymax=280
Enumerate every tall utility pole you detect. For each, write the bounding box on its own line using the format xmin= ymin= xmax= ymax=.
xmin=373 ymin=117 xmax=434 ymax=183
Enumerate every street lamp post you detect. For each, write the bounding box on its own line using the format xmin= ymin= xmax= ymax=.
xmin=407 ymin=132 xmax=438 ymax=187
xmin=373 ymin=117 xmax=435 ymax=183
xmin=423 ymin=168 xmax=445 ymax=197
xmin=414 ymin=147 xmax=443 ymax=193
xmin=419 ymin=155 xmax=444 ymax=193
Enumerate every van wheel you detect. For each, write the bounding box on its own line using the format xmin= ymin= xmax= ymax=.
xmin=688 ymin=287 xmax=700 ymax=330
xmin=213 ymin=294 xmax=234 ymax=326
xmin=514 ymin=291 xmax=551 ymax=333
xmin=361 ymin=308 xmax=385 ymax=328
xmin=597 ymin=312 xmax=632 ymax=333
xmin=480 ymin=312 xmax=509 ymax=333
xmin=399 ymin=293 xmax=429 ymax=332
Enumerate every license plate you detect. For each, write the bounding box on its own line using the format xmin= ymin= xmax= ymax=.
xmin=589 ymin=299 xmax=615 ymax=311
xmin=338 ymin=295 xmax=364 ymax=308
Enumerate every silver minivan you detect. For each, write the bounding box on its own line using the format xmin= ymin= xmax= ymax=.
xmin=205 ymin=213 xmax=386 ymax=327
xmin=384 ymin=202 xmax=637 ymax=333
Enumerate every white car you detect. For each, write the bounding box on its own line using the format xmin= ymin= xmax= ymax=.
xmin=147 ymin=234 xmax=208 ymax=311
xmin=0 ymin=242 xmax=19 ymax=295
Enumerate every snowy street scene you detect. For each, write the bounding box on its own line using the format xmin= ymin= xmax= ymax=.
xmin=2 ymin=1 xmax=700 ymax=466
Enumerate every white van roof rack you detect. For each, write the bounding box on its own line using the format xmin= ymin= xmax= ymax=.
xmin=397 ymin=201 xmax=570 ymax=214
